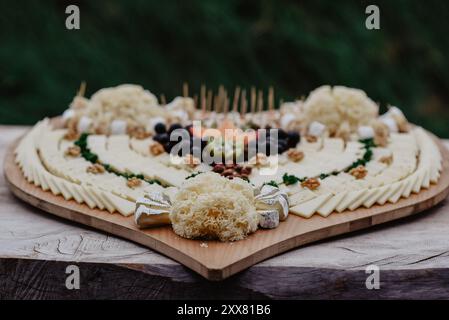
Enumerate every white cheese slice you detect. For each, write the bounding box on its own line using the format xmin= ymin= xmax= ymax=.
xmin=349 ymin=189 xmax=376 ymax=211
xmin=336 ymin=190 xmax=366 ymax=212
xmin=401 ymin=175 xmax=416 ymax=198
xmin=388 ymin=180 xmax=407 ymax=203
xmin=290 ymin=193 xmax=332 ymax=218
xmin=46 ymin=175 xmax=62 ymax=196
xmin=377 ymin=182 xmax=401 ymax=205
xmin=412 ymin=169 xmax=425 ymax=193
xmin=421 ymin=168 xmax=431 ymax=189
xmin=103 ymin=193 xmax=135 ymax=217
xmin=289 ymin=189 xmax=317 ymax=206
xmin=317 ymin=192 xmax=347 ymax=217
xmin=363 ymin=187 xmax=384 ymax=208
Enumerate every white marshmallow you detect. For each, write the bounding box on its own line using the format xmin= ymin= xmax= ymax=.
xmin=357 ymin=126 xmax=375 ymax=139
xmin=110 ymin=120 xmax=127 ymax=135
xmin=77 ymin=116 xmax=92 ymax=133
xmin=380 ymin=117 xmax=398 ymax=133
xmin=280 ymin=113 xmax=296 ymax=129
xmin=62 ymin=109 xmax=75 ymax=121
xmin=387 ymin=106 xmax=404 ymax=117
xmin=308 ymin=121 xmax=326 ymax=137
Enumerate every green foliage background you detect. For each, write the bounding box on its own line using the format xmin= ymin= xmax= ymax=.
xmin=1 ymin=0 xmax=449 ymax=136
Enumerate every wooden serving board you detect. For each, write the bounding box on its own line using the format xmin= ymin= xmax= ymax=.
xmin=4 ymin=131 xmax=449 ymax=280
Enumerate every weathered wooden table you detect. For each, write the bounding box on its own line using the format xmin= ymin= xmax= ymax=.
xmin=1 ymin=125 xmax=449 ymax=299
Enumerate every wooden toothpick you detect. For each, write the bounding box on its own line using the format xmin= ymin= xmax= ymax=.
xmin=250 ymin=87 xmax=256 ymax=115
xmin=206 ymin=90 xmax=213 ymax=112
xmin=240 ymin=89 xmax=247 ymax=118
xmin=257 ymin=90 xmax=263 ymax=114
xmin=232 ymin=86 xmax=241 ymax=114
xmin=223 ymin=95 xmax=229 ymax=118
xmin=193 ymin=94 xmax=198 ymax=109
xmin=77 ymin=81 xmax=86 ymax=97
xmin=268 ymin=86 xmax=274 ymax=112
xmin=183 ymin=82 xmax=189 ymax=97
xmin=160 ymin=94 xmax=167 ymax=105
xmin=200 ymin=85 xmax=206 ymax=115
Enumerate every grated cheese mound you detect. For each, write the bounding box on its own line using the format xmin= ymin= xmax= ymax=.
xmin=70 ymin=84 xmax=165 ymax=130
xmin=303 ymin=85 xmax=378 ymax=132
xmin=169 ymin=172 xmax=259 ymax=242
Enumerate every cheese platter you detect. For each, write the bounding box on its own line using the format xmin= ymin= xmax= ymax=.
xmin=4 ymin=84 xmax=449 ymax=280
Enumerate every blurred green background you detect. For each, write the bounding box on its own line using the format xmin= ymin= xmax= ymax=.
xmin=1 ymin=0 xmax=448 ymax=136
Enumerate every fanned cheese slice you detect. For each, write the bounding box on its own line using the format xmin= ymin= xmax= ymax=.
xmin=103 ymin=192 xmax=135 ymax=217
xmin=412 ymin=169 xmax=425 ymax=193
xmin=317 ymin=192 xmax=347 ymax=217
xmin=402 ymin=174 xmax=417 ymax=198
xmin=388 ymin=180 xmax=408 ymax=203
xmin=363 ymin=187 xmax=385 ymax=208
xmin=349 ymin=189 xmax=377 ymax=211
xmin=290 ymin=193 xmax=332 ymax=218
xmin=421 ymin=168 xmax=430 ymax=189
xmin=336 ymin=189 xmax=366 ymax=212
xmin=84 ymin=186 xmax=105 ymax=210
xmin=377 ymin=182 xmax=401 ymax=205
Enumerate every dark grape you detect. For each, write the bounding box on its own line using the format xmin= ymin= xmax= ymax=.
xmin=168 ymin=123 xmax=183 ymax=134
xmin=153 ymin=133 xmax=169 ymax=144
xmin=154 ymin=123 xmax=166 ymax=134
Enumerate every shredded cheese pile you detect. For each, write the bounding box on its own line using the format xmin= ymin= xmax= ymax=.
xmin=303 ymin=85 xmax=378 ymax=132
xmin=169 ymin=172 xmax=259 ymax=242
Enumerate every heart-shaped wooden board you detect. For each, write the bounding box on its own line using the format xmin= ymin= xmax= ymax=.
xmin=4 ymin=130 xmax=449 ymax=280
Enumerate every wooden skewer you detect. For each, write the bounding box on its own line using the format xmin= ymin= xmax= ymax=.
xmin=213 ymin=94 xmax=219 ymax=113
xmin=206 ymin=90 xmax=213 ymax=112
xmin=223 ymin=95 xmax=229 ymax=118
xmin=160 ymin=94 xmax=167 ymax=106
xmin=257 ymin=90 xmax=263 ymax=114
xmin=200 ymin=85 xmax=206 ymax=115
xmin=183 ymin=82 xmax=189 ymax=97
xmin=232 ymin=86 xmax=241 ymax=114
xmin=240 ymin=89 xmax=247 ymax=118
xmin=193 ymin=94 xmax=198 ymax=109
xmin=250 ymin=87 xmax=256 ymax=115
xmin=217 ymin=85 xmax=225 ymax=113
xmin=268 ymin=86 xmax=274 ymax=112
xmin=77 ymin=81 xmax=86 ymax=97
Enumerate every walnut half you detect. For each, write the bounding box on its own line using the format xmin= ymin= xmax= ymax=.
xmin=287 ymin=149 xmax=304 ymax=162
xmin=349 ymin=165 xmax=368 ymax=179
xmin=86 ymin=164 xmax=105 ymax=174
xmin=301 ymin=178 xmax=320 ymax=190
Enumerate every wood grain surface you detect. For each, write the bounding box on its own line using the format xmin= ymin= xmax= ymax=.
xmin=4 ymin=126 xmax=449 ymax=282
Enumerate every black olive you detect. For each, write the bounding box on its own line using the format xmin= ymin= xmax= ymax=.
xmin=154 ymin=123 xmax=166 ymax=134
